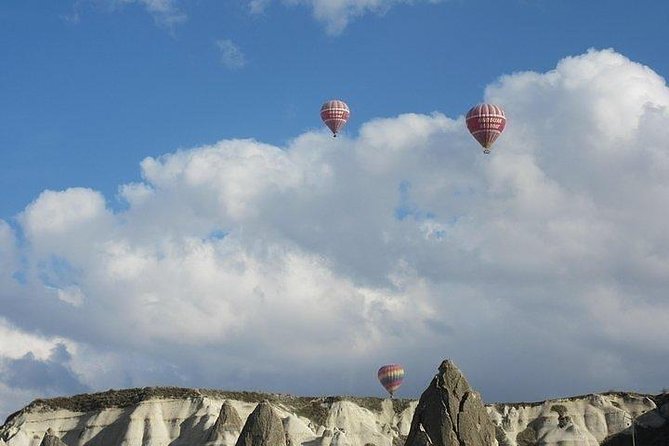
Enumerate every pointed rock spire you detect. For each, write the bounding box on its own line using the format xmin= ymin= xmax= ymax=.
xmin=208 ymin=400 xmax=243 ymax=442
xmin=404 ymin=360 xmax=495 ymax=446
xmin=235 ymin=400 xmax=287 ymax=446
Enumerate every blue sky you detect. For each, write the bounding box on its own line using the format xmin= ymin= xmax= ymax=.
xmin=1 ymin=0 xmax=669 ymax=420
xmin=2 ymin=0 xmax=668 ymax=219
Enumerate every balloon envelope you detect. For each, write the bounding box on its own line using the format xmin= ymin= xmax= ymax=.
xmin=466 ymin=104 xmax=506 ymax=153
xmin=377 ymin=364 xmax=405 ymax=397
xmin=320 ymin=100 xmax=350 ymax=136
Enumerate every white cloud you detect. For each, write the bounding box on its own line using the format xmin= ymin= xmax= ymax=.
xmin=21 ymin=188 xmax=108 ymax=237
xmin=216 ymin=39 xmax=247 ymax=70
xmin=53 ymin=285 xmax=86 ymax=307
xmin=19 ymin=188 xmax=113 ymax=262
xmin=69 ymin=0 xmax=186 ymax=28
xmin=0 ymin=220 xmax=19 ymax=283
xmin=248 ymin=0 xmax=271 ymax=15
xmin=0 ymin=319 xmax=88 ymax=418
xmin=251 ymin=0 xmax=443 ymax=34
xmin=2 ymin=49 xmax=669 ymax=418
xmin=71 ymin=0 xmax=440 ymax=34
xmin=0 ymin=319 xmax=69 ymax=361
xmin=129 ymin=0 xmax=186 ymax=26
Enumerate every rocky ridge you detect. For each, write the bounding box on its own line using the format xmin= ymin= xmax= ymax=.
xmin=486 ymin=391 xmax=664 ymax=446
xmin=600 ymin=392 xmax=669 ymax=446
xmin=0 ymin=389 xmax=415 ymax=446
xmin=0 ymin=361 xmax=666 ymax=446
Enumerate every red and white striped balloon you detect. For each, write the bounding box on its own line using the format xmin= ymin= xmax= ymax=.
xmin=466 ymin=103 xmax=506 ymax=153
xmin=320 ymin=100 xmax=350 ymax=137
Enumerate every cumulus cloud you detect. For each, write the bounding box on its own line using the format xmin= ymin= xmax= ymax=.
xmin=3 ymin=346 xmax=87 ymax=395
xmin=0 ymin=319 xmax=87 ymax=419
xmin=249 ymin=0 xmax=442 ymax=34
xmin=216 ymin=39 xmax=247 ymax=70
xmin=2 ymin=49 xmax=669 ymax=419
xmin=0 ymin=221 xmax=19 ymax=284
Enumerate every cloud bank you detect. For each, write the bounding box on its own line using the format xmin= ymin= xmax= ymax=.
xmin=1 ymin=49 xmax=669 ymax=420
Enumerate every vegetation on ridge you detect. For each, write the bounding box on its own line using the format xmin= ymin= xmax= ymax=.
xmin=8 ymin=386 xmax=414 ymax=427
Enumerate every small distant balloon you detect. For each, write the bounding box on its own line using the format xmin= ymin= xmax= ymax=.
xmin=320 ymin=100 xmax=350 ymax=137
xmin=466 ymin=103 xmax=507 ymax=154
xmin=377 ymin=364 xmax=405 ymax=398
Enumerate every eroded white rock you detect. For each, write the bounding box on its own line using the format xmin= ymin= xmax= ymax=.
xmin=487 ymin=393 xmax=656 ymax=446
xmin=0 ymin=390 xmax=660 ymax=446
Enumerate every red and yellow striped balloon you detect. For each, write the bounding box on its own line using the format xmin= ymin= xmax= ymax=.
xmin=320 ymin=100 xmax=350 ymax=137
xmin=466 ymin=103 xmax=507 ymax=154
xmin=377 ymin=364 xmax=405 ymax=397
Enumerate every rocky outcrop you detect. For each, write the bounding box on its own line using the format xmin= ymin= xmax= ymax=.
xmin=39 ymin=429 xmax=67 ymax=446
xmin=487 ymin=393 xmax=659 ymax=446
xmin=404 ymin=360 xmax=496 ymax=446
xmin=601 ymin=393 xmax=669 ymax=446
xmin=207 ymin=400 xmax=243 ymax=444
xmin=0 ymin=382 xmax=666 ymax=446
xmin=0 ymin=391 xmax=415 ymax=446
xmin=235 ymin=401 xmax=286 ymax=446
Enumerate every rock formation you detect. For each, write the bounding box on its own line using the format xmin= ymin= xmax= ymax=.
xmin=406 ymin=430 xmax=432 ymax=446
xmin=207 ymin=400 xmax=243 ymax=444
xmin=39 ymin=428 xmax=67 ymax=446
xmin=404 ymin=360 xmax=496 ymax=446
xmin=0 ymin=382 xmax=665 ymax=446
xmin=328 ymin=429 xmax=351 ymax=446
xmin=487 ymin=392 xmax=659 ymax=446
xmin=601 ymin=392 xmax=669 ymax=446
xmin=235 ymin=401 xmax=287 ymax=446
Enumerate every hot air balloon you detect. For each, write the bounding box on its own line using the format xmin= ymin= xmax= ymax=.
xmin=320 ymin=100 xmax=350 ymax=137
xmin=377 ymin=364 xmax=404 ymax=398
xmin=466 ymin=103 xmax=506 ymax=154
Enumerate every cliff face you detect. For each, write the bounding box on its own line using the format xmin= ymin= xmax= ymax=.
xmin=600 ymin=393 xmax=669 ymax=446
xmin=0 ymin=389 xmax=415 ymax=446
xmin=0 ymin=386 xmax=666 ymax=446
xmin=486 ymin=392 xmax=660 ymax=446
